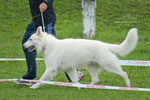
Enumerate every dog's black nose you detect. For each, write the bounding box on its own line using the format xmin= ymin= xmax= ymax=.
xmin=22 ymin=44 xmax=25 ymax=48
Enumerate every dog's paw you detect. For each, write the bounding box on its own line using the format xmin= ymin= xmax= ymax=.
xmin=29 ymin=84 xmax=39 ymax=89
xmin=77 ymin=87 xmax=81 ymax=89
xmin=29 ymin=86 xmax=37 ymax=89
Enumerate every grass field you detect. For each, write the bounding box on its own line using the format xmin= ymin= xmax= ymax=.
xmin=0 ymin=0 xmax=150 ymax=99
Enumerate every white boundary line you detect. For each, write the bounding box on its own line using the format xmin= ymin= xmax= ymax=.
xmin=0 ymin=58 xmax=150 ymax=66
xmin=119 ymin=60 xmax=150 ymax=66
xmin=0 ymin=58 xmax=43 ymax=61
xmin=0 ymin=79 xmax=150 ymax=91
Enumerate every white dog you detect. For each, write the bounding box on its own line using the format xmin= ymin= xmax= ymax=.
xmin=23 ymin=26 xmax=138 ymax=89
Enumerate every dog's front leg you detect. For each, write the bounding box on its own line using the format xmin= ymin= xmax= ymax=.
xmin=30 ymin=67 xmax=57 ymax=89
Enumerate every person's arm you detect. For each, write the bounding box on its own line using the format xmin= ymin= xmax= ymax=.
xmin=39 ymin=0 xmax=54 ymax=12
xmin=44 ymin=0 xmax=53 ymax=8
xmin=29 ymin=0 xmax=40 ymax=17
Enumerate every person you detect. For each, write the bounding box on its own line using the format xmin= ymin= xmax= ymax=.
xmin=14 ymin=0 xmax=84 ymax=86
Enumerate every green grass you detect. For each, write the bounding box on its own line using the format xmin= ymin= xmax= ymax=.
xmin=0 ymin=0 xmax=150 ymax=100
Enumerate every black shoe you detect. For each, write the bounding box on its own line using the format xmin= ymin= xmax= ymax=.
xmin=77 ymin=71 xmax=84 ymax=82
xmin=13 ymin=78 xmax=36 ymax=86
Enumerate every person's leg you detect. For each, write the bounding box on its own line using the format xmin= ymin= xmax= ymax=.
xmin=14 ymin=23 xmax=37 ymax=86
xmin=65 ymin=72 xmax=72 ymax=82
xmin=22 ymin=23 xmax=37 ymax=79
xmin=45 ymin=22 xmax=56 ymax=37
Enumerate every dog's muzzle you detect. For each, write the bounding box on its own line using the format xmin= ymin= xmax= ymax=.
xmin=27 ymin=45 xmax=35 ymax=52
xmin=23 ymin=45 xmax=35 ymax=52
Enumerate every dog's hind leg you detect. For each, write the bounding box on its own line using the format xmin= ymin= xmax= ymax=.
xmin=105 ymin=67 xmax=130 ymax=87
xmin=65 ymin=67 xmax=79 ymax=84
xmin=30 ymin=67 xmax=57 ymax=89
xmin=119 ymin=71 xmax=130 ymax=87
xmin=87 ymin=63 xmax=102 ymax=85
xmin=102 ymin=59 xmax=131 ymax=87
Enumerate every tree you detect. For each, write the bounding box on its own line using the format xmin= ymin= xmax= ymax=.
xmin=82 ymin=0 xmax=96 ymax=38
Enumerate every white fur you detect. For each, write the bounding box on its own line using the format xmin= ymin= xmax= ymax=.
xmin=23 ymin=27 xmax=138 ymax=89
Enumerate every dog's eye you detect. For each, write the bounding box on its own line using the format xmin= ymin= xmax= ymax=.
xmin=30 ymin=39 xmax=32 ymax=41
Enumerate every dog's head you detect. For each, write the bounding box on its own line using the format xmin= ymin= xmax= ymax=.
xmin=23 ymin=26 xmax=44 ymax=52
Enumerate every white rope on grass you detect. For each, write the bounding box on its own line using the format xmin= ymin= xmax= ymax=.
xmin=0 ymin=58 xmax=44 ymax=61
xmin=119 ymin=60 xmax=150 ymax=66
xmin=0 ymin=58 xmax=150 ymax=66
xmin=0 ymin=79 xmax=150 ymax=91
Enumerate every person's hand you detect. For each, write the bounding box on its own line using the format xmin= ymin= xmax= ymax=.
xmin=39 ymin=3 xmax=47 ymax=12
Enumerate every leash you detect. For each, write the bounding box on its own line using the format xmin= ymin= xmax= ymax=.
xmin=1 ymin=79 xmax=150 ymax=91
xmin=41 ymin=12 xmax=45 ymax=32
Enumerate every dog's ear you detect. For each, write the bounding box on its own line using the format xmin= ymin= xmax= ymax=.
xmin=36 ymin=26 xmax=42 ymax=36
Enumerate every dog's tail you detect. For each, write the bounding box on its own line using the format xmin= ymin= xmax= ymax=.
xmin=107 ymin=28 xmax=138 ymax=57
